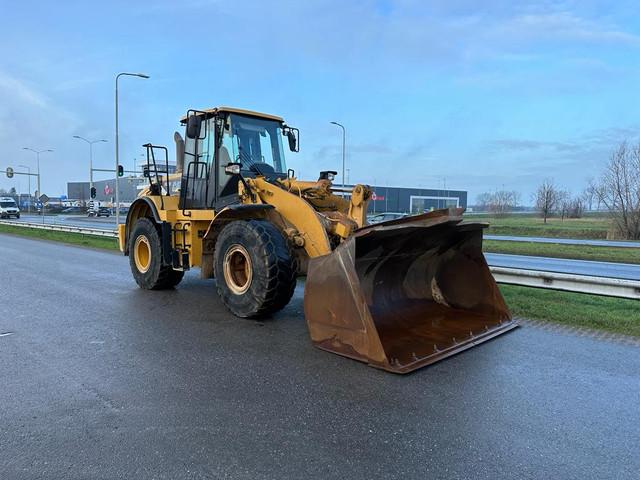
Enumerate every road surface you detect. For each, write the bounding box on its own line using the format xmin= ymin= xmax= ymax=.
xmin=1 ymin=233 xmax=638 ymax=479
xmin=486 ymin=234 xmax=640 ymax=248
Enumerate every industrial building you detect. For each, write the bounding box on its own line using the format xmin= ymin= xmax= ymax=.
xmin=365 ymin=185 xmax=467 ymax=214
xmin=67 ymin=177 xmax=466 ymax=213
xmin=67 ymin=176 xmax=147 ymax=204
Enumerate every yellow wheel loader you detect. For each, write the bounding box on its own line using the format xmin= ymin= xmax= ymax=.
xmin=119 ymin=106 xmax=516 ymax=373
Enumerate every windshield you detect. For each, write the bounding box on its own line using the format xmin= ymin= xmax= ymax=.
xmin=227 ymin=114 xmax=287 ymax=174
xmin=0 ymin=201 xmax=17 ymax=208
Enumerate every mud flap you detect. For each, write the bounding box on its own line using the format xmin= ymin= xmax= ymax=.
xmin=303 ymin=209 xmax=517 ymax=374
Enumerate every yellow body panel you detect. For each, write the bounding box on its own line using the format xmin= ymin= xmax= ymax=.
xmin=120 ymin=195 xmax=215 ymax=269
xmin=245 ymin=177 xmax=332 ymax=257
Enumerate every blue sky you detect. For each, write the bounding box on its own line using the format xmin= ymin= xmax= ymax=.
xmin=1 ymin=0 xmax=640 ymax=204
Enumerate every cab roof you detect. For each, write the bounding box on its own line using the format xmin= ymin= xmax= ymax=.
xmin=180 ymin=106 xmax=284 ymax=123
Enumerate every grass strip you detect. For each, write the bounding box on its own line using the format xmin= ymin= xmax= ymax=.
xmin=0 ymin=223 xmax=118 ymax=251
xmin=471 ymin=214 xmax=612 ymax=239
xmin=500 ymin=284 xmax=640 ymax=337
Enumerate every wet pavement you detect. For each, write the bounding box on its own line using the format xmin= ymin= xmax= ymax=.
xmin=1 ymin=234 xmax=638 ymax=479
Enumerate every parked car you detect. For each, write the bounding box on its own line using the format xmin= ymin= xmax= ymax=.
xmin=88 ymin=207 xmax=111 ymax=218
xmin=367 ymin=212 xmax=408 ymax=224
xmin=0 ymin=197 xmax=20 ymax=219
xmin=61 ymin=206 xmax=86 ymax=214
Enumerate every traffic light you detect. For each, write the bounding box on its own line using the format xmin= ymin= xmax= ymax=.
xmin=117 ymin=165 xmax=124 ymax=177
xmin=90 ymin=186 xmax=96 ymax=199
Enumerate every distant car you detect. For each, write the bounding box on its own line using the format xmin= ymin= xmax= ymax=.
xmin=367 ymin=212 xmax=408 ymax=224
xmin=61 ymin=206 xmax=86 ymax=214
xmin=88 ymin=207 xmax=111 ymax=218
xmin=0 ymin=197 xmax=20 ymax=219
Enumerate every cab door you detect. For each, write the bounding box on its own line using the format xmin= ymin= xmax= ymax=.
xmin=179 ymin=111 xmax=216 ymax=210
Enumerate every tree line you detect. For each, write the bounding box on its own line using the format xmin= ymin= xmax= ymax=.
xmin=475 ymin=140 xmax=640 ymax=239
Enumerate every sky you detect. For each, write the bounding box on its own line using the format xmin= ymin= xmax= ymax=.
xmin=1 ymin=0 xmax=640 ymax=205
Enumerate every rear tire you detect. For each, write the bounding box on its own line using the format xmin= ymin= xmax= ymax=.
xmin=129 ymin=217 xmax=184 ymax=290
xmin=214 ymin=220 xmax=297 ymax=318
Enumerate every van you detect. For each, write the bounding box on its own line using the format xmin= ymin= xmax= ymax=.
xmin=0 ymin=197 xmax=20 ymax=219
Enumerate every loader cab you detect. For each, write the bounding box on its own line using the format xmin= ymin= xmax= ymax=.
xmin=180 ymin=108 xmax=296 ymax=211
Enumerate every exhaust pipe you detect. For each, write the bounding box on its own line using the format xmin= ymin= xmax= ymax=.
xmin=174 ymin=131 xmax=185 ymax=175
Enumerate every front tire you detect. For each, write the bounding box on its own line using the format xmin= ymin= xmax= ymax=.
xmin=129 ymin=217 xmax=184 ymax=290
xmin=214 ymin=220 xmax=297 ymax=318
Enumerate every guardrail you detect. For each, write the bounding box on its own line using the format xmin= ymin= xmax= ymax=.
xmin=3 ymin=220 xmax=639 ymax=299
xmin=490 ymin=266 xmax=640 ymax=300
xmin=0 ymin=220 xmax=118 ymax=238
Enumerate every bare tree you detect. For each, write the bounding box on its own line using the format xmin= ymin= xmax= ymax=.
xmin=534 ymin=179 xmax=562 ymax=224
xmin=560 ymin=193 xmax=584 ymax=220
xmin=475 ymin=190 xmax=520 ymax=216
xmin=591 ymin=142 xmax=640 ymax=240
xmin=582 ymin=182 xmax=595 ymax=212
xmin=475 ymin=192 xmax=493 ymax=212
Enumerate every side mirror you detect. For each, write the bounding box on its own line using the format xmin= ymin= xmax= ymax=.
xmin=224 ymin=163 xmax=242 ymax=175
xmin=186 ymin=115 xmax=202 ymax=139
xmin=283 ymin=126 xmax=299 ymax=152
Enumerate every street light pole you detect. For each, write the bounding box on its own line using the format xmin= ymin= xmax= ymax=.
xmin=73 ymin=136 xmax=107 ymax=202
xmin=22 ymin=147 xmax=53 ymax=218
xmin=330 ymin=121 xmax=346 ymax=188
xmin=18 ymin=165 xmax=31 ymax=212
xmin=115 ymin=72 xmax=149 ymax=226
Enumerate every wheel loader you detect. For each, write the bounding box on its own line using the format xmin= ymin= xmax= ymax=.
xmin=119 ymin=106 xmax=516 ymax=373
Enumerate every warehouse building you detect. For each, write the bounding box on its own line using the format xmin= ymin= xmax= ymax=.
xmin=67 ymin=178 xmax=466 ymax=213
xmin=365 ymin=185 xmax=467 ymax=214
xmin=67 ymin=176 xmax=146 ymax=204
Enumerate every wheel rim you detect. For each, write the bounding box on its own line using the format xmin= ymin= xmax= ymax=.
xmin=223 ymin=244 xmax=252 ymax=295
xmin=134 ymin=235 xmax=152 ymax=274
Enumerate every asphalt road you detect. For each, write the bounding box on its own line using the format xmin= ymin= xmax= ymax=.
xmin=485 ymin=234 xmax=640 ymax=248
xmin=485 ymin=252 xmax=640 ymax=280
xmin=1 ymin=233 xmax=639 ymax=479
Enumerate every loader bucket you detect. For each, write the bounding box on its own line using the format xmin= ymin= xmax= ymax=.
xmin=304 ymin=208 xmax=516 ymax=374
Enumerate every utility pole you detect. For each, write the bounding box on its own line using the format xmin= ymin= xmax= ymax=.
xmin=330 ymin=121 xmax=346 ymax=188
xmin=22 ymin=147 xmax=53 ymax=218
xmin=18 ymin=164 xmax=31 ymax=212
xmin=115 ymin=71 xmax=149 ymax=225
xmin=73 ymin=136 xmax=107 ymax=201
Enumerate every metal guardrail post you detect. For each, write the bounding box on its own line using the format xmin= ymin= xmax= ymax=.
xmin=490 ymin=266 xmax=640 ymax=300
xmin=0 ymin=220 xmax=118 ymax=238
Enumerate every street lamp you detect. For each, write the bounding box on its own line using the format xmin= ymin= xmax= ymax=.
xmin=73 ymin=136 xmax=107 ymax=200
xmin=330 ymin=121 xmax=346 ymax=188
xmin=22 ymin=147 xmax=53 ymax=217
xmin=115 ymin=72 xmax=149 ymax=225
xmin=18 ymin=164 xmax=31 ymax=212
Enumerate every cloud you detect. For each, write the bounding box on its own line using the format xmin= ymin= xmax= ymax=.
xmin=487 ymin=139 xmax=581 ymax=152
xmin=0 ymin=71 xmax=48 ymax=108
xmin=498 ymin=11 xmax=640 ymax=46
